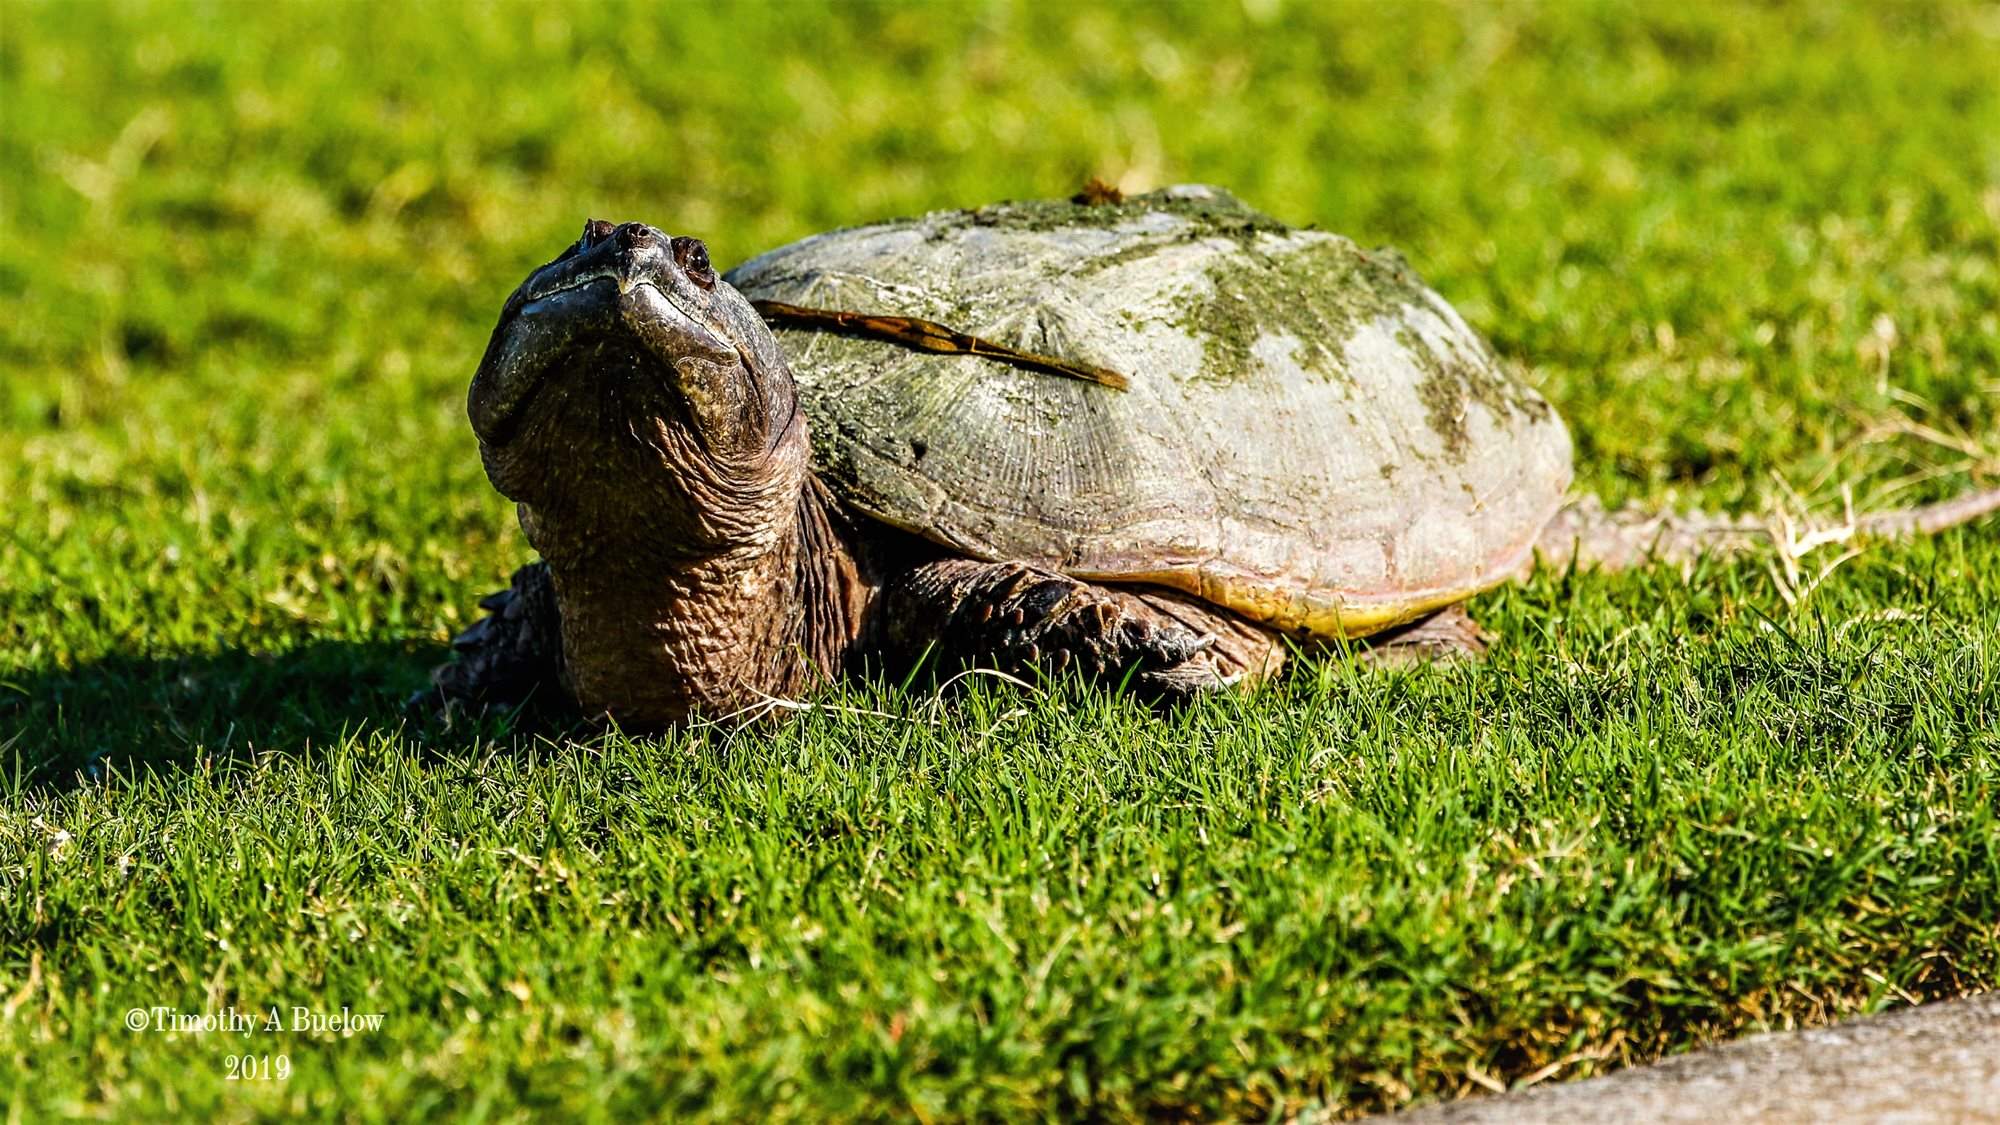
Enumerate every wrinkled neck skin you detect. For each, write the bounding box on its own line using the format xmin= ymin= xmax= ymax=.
xmin=509 ymin=409 xmax=883 ymax=726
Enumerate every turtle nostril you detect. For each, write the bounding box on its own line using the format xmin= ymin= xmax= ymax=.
xmin=615 ymin=223 xmax=663 ymax=252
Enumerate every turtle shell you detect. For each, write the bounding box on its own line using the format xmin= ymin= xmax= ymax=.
xmin=724 ymin=186 xmax=1572 ymax=639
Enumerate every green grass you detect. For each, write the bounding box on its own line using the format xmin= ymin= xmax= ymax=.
xmin=4 ymin=0 xmax=1999 ymax=1119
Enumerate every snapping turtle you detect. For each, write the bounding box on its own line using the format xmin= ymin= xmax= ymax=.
xmin=427 ymin=186 xmax=2000 ymax=726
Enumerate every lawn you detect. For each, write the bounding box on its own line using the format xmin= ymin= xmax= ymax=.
xmin=4 ymin=0 xmax=1999 ymax=1119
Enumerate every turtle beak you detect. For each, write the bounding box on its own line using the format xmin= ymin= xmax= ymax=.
xmin=497 ymin=221 xmax=673 ymax=321
xmin=468 ymin=222 xmax=735 ymax=445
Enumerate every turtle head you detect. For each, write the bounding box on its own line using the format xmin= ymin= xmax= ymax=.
xmin=469 ymin=220 xmax=804 ymax=553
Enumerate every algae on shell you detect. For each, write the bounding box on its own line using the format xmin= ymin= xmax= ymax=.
xmin=1173 ymin=237 xmax=1430 ymax=385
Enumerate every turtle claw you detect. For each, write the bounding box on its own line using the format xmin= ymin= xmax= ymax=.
xmin=1133 ymin=660 xmax=1237 ymax=705
xmin=1120 ymin=619 xmax=1212 ymax=669
xmin=1049 ymin=595 xmax=1213 ymax=684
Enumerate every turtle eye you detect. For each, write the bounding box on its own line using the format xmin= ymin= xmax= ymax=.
xmin=672 ymin=236 xmax=716 ymax=290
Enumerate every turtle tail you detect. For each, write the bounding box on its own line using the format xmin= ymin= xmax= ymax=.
xmin=1531 ymin=485 xmax=2000 ymax=574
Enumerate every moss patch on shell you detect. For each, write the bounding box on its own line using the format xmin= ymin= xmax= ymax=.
xmin=961 ymin=186 xmax=1291 ymax=238
xmin=1175 ymin=238 xmax=1423 ymax=385
xmin=1400 ymin=326 xmax=1552 ymax=460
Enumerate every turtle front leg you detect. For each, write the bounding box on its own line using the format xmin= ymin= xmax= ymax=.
xmin=875 ymin=559 xmax=1285 ymax=702
xmin=413 ymin=561 xmax=570 ymax=722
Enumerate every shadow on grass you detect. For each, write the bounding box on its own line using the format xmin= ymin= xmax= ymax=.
xmin=0 ymin=640 xmax=496 ymax=790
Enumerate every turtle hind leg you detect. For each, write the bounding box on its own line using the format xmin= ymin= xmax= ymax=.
xmin=411 ymin=561 xmax=571 ymax=724
xmin=874 ymin=559 xmax=1285 ymax=704
xmin=1355 ymin=603 xmax=1491 ymax=668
